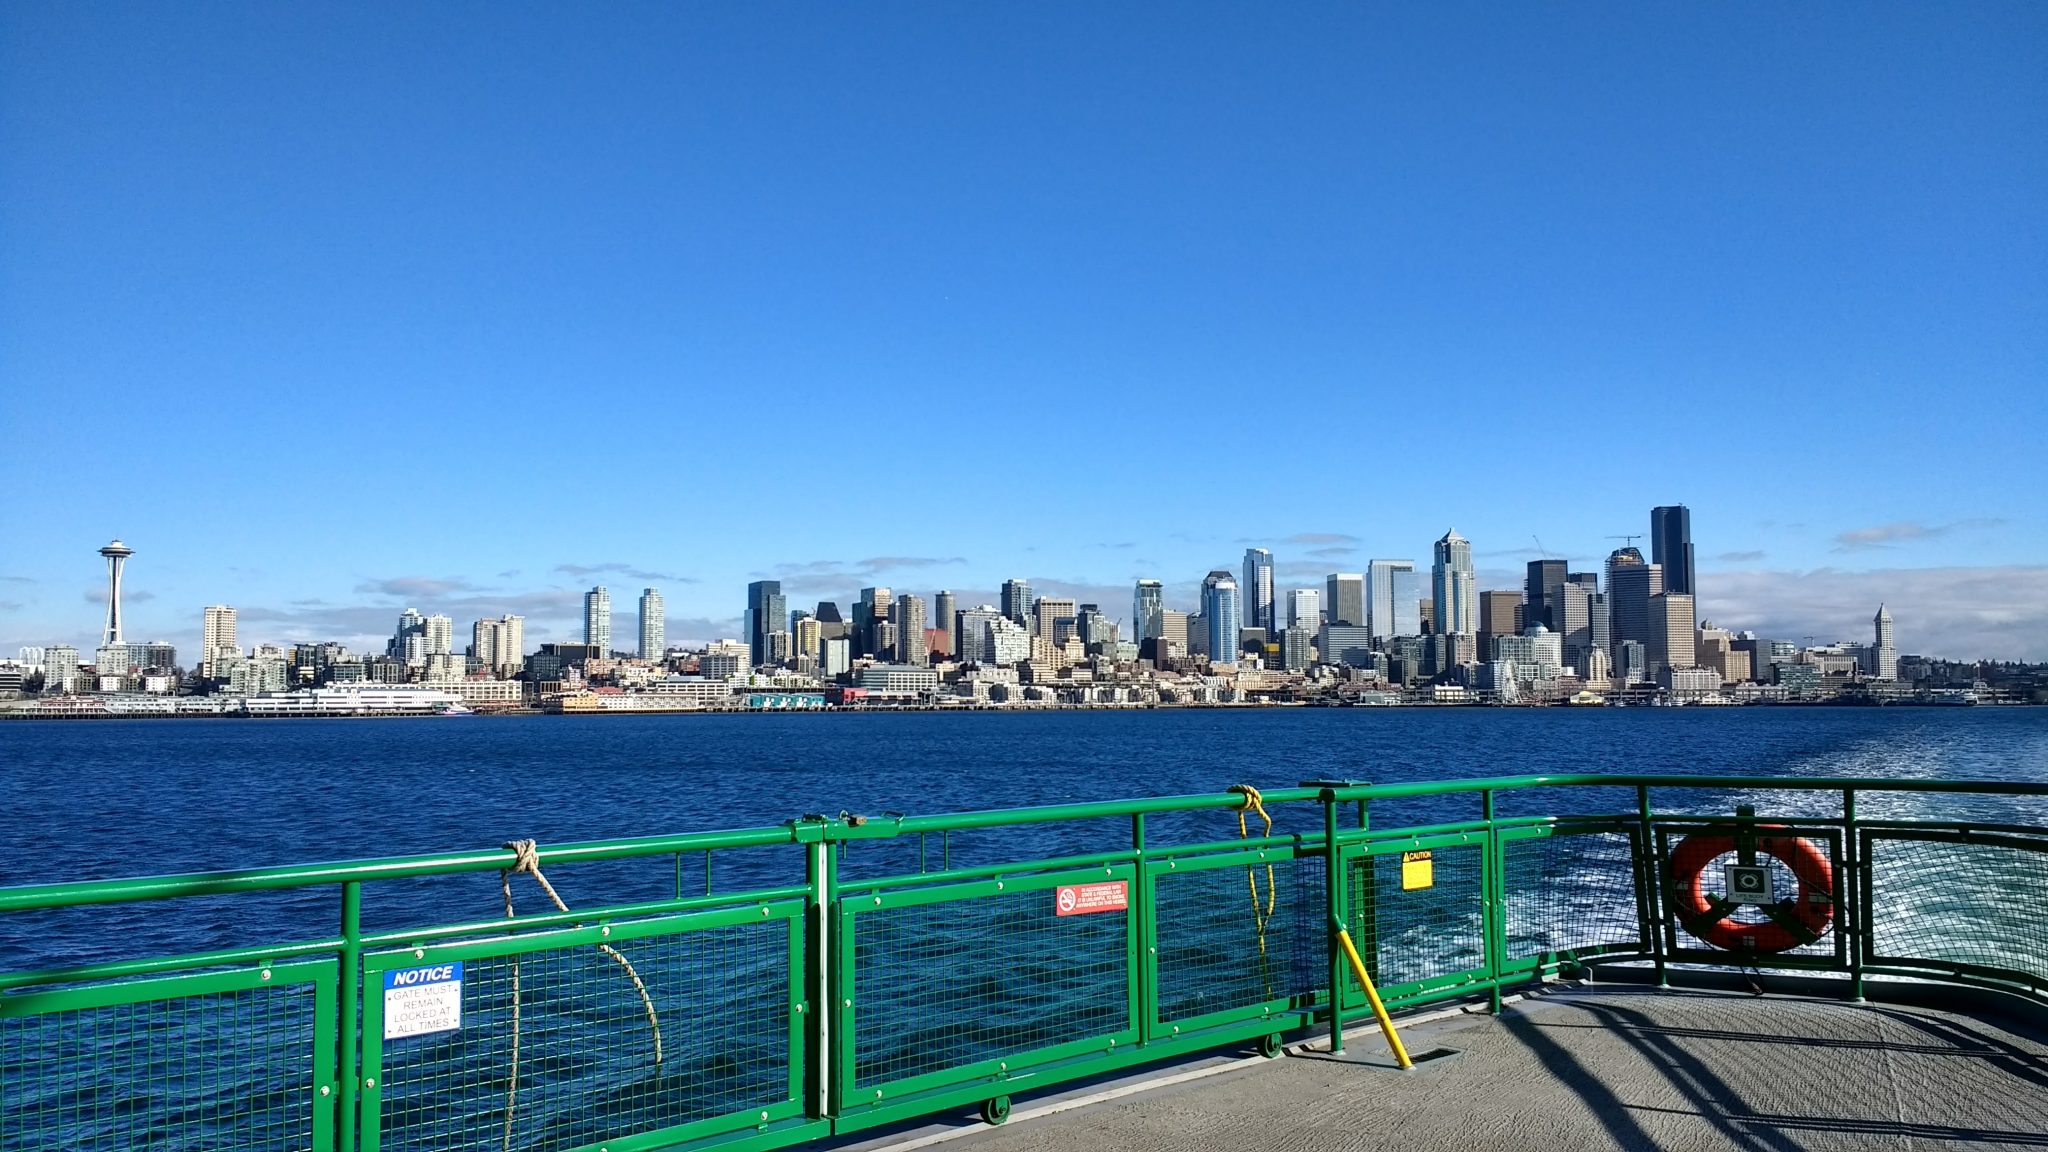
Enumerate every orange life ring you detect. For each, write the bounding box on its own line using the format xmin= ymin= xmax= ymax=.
xmin=1669 ymin=830 xmax=1834 ymax=953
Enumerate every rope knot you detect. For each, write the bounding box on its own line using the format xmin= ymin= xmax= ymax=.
xmin=503 ymin=838 xmax=541 ymax=876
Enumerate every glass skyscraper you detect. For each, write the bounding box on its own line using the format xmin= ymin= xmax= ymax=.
xmin=1201 ymin=571 xmax=1241 ymax=665
xmin=637 ymin=587 xmax=665 ymax=659
xmin=1366 ymin=561 xmax=1417 ymax=642
xmin=745 ymin=580 xmax=785 ymax=667
xmin=583 ymin=587 xmax=611 ymax=653
xmin=1432 ymin=530 xmax=1477 ymax=638
xmin=1132 ymin=579 xmax=1164 ymax=642
xmin=1651 ymin=505 xmax=1695 ymax=597
xmin=1241 ymin=548 xmax=1275 ymax=632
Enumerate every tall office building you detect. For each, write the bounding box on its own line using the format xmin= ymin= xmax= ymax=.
xmin=1478 ymin=590 xmax=1522 ymax=660
xmin=745 ymin=580 xmax=785 ymax=667
xmin=1364 ymin=561 xmax=1415 ymax=642
xmin=1647 ymin=593 xmax=1697 ymax=678
xmin=390 ymin=609 xmax=427 ymax=665
xmin=1326 ymin=572 xmax=1366 ymax=628
xmin=202 ymin=605 xmax=238 ymax=678
xmin=933 ymin=590 xmax=956 ymax=659
xmin=1524 ymin=560 xmax=1567 ymax=631
xmin=891 ymin=594 xmax=927 ymax=665
xmin=1554 ymin=582 xmax=1591 ymax=666
xmin=637 ymin=588 xmax=665 ymax=659
xmin=1033 ymin=598 xmax=1077 ymax=648
xmin=1159 ymin=610 xmax=1189 ymax=654
xmin=1871 ymin=604 xmax=1897 ymax=681
xmin=97 ymin=539 xmax=134 ymax=647
xmin=1201 ymin=571 xmax=1242 ymax=665
xmin=1651 ymin=505 xmax=1696 ymax=597
xmin=584 ymin=587 xmax=612 ymax=653
xmin=1242 ymin=548 xmax=1275 ymax=632
xmin=1606 ymin=550 xmax=1662 ymax=663
xmin=1000 ymin=579 xmax=1033 ymax=631
xmin=1431 ymin=530 xmax=1477 ymax=641
xmin=1288 ymin=588 xmax=1321 ymax=632
xmin=1132 ymin=580 xmax=1164 ymax=643
xmin=423 ymin=614 xmax=454 ymax=657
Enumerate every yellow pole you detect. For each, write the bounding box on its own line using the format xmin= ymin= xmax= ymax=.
xmin=1336 ymin=927 xmax=1414 ymax=1070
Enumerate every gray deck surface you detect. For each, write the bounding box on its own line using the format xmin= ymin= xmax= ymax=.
xmin=934 ymin=986 xmax=2048 ymax=1151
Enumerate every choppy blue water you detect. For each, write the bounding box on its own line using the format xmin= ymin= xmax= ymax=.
xmin=2 ymin=707 xmax=2046 ymax=966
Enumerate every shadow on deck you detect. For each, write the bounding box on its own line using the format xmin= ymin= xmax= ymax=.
xmin=896 ymin=984 xmax=2048 ymax=1152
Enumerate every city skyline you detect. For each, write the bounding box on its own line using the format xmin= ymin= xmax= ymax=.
xmin=12 ymin=503 xmax=2048 ymax=666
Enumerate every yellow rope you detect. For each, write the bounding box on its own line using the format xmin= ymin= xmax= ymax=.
xmin=499 ymin=839 xmax=664 ymax=1152
xmin=1228 ymin=785 xmax=1278 ymax=992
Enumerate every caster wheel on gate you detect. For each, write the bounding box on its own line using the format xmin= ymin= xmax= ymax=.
xmin=1259 ymin=1032 xmax=1285 ymax=1059
xmin=981 ymin=1095 xmax=1011 ymax=1126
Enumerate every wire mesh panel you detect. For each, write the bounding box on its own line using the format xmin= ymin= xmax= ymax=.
xmin=1657 ymin=823 xmax=1845 ymax=967
xmin=1864 ymin=831 xmax=2048 ymax=989
xmin=0 ymin=962 xmax=334 ymax=1152
xmin=845 ymin=869 xmax=1135 ymax=1095
xmin=364 ymin=905 xmax=802 ymax=1152
xmin=1500 ymin=826 xmax=1645 ymax=969
xmin=1346 ymin=840 xmax=1487 ymax=1002
xmin=1151 ymin=850 xmax=1319 ymax=1027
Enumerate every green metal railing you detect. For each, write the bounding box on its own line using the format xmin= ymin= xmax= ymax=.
xmin=3 ymin=773 xmax=2045 ymax=1150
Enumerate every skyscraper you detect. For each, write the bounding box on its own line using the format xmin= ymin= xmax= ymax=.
xmin=1287 ymin=587 xmax=1321 ymax=631
xmin=1366 ymin=562 xmax=1422 ymax=642
xmin=472 ymin=615 xmax=525 ymax=674
xmin=1871 ymin=604 xmax=1897 ymax=681
xmin=1326 ymin=572 xmax=1366 ymax=628
xmin=1242 ymin=548 xmax=1275 ymax=632
xmin=1478 ymin=590 xmax=1522 ymax=660
xmin=891 ymin=594 xmax=927 ymax=665
xmin=1033 ymin=597 xmax=1078 ymax=649
xmin=1132 ymin=580 xmax=1164 ymax=643
xmin=1648 ymin=592 xmax=1697 ymax=678
xmin=1524 ymin=560 xmax=1567 ymax=631
xmin=1606 ymin=549 xmax=1662 ymax=663
xmin=1000 ymin=579 xmax=1033 ymax=631
xmin=98 ymin=539 xmax=134 ymax=647
xmin=584 ymin=586 xmax=612 ymax=653
xmin=202 ymin=605 xmax=238 ymax=678
xmin=934 ymin=590 xmax=957 ymax=659
xmin=638 ymin=588 xmax=665 ymax=659
xmin=1651 ymin=505 xmax=1696 ymax=597
xmin=423 ymin=614 xmax=454 ymax=657
xmin=1202 ymin=571 xmax=1242 ymax=665
xmin=1431 ymin=530 xmax=1476 ymax=640
xmin=745 ymin=580 xmax=784 ymax=667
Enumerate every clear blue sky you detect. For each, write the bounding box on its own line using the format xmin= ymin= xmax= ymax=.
xmin=3 ymin=3 xmax=2044 ymax=659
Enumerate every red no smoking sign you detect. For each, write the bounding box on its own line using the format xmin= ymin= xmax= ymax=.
xmin=1053 ymin=881 xmax=1128 ymax=917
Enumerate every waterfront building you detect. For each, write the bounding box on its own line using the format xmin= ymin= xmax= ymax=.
xmin=1478 ymin=590 xmax=1522 ymax=660
xmin=584 ymin=587 xmax=612 ymax=654
xmin=1033 ymin=597 xmax=1077 ymax=648
xmin=1001 ymin=579 xmax=1034 ymax=631
xmin=1607 ymin=550 xmax=1662 ymax=663
xmin=1620 ymin=640 xmax=1648 ymax=685
xmin=471 ymin=615 xmax=525 ymax=674
xmin=1202 ymin=571 xmax=1241 ymax=667
xmin=202 ymin=605 xmax=238 ymax=678
xmin=1587 ymin=592 xmax=1611 ymax=669
xmin=1494 ymin=625 xmax=1565 ymax=684
xmin=423 ymin=614 xmax=454 ymax=657
xmin=1242 ymin=548 xmax=1275 ymax=632
xmin=638 ymin=589 xmax=665 ymax=659
xmin=1579 ymin=643 xmax=1612 ymax=686
xmin=1367 ymin=562 xmax=1423 ymax=643
xmin=1554 ymin=581 xmax=1591 ymax=666
xmin=1159 ymin=609 xmax=1189 ymax=656
xmin=1288 ymin=588 xmax=1321 ymax=632
xmin=1697 ymin=622 xmax=1752 ymax=684
xmin=891 ymin=594 xmax=928 ymax=665
xmin=1871 ymin=604 xmax=1898 ymax=681
xmin=1524 ymin=559 xmax=1567 ymax=631
xmin=1133 ymin=580 xmax=1164 ymax=643
xmin=1651 ymin=505 xmax=1696 ymax=597
xmin=820 ymin=636 xmax=851 ymax=677
xmin=745 ymin=581 xmax=785 ymax=667
xmin=1318 ymin=624 xmax=1375 ymax=668
xmin=1281 ymin=626 xmax=1311 ymax=672
xmin=1648 ymin=592 xmax=1697 ymax=679
xmin=1431 ymin=530 xmax=1477 ymax=643
xmin=934 ymin=590 xmax=956 ymax=658
xmin=228 ymin=655 xmax=289 ymax=696
xmin=42 ymin=644 xmax=80 ymax=694
xmin=1326 ymin=572 xmax=1366 ymax=628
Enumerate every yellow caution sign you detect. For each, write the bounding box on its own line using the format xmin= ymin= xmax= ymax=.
xmin=1401 ymin=850 xmax=1434 ymax=891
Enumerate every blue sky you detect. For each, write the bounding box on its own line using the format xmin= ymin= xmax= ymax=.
xmin=3 ymin=3 xmax=2044 ymax=660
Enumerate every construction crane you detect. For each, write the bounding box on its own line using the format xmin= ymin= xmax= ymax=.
xmin=1531 ymin=535 xmax=1554 ymax=559
xmin=1607 ymin=534 xmax=1642 ymax=549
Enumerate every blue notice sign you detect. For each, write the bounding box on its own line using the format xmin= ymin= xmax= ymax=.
xmin=383 ymin=961 xmax=464 ymax=1039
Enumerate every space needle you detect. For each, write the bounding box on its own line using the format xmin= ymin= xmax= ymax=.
xmin=99 ymin=538 xmax=134 ymax=647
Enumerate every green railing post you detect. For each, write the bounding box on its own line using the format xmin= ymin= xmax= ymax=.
xmin=1131 ymin=813 xmax=1155 ymax=1041
xmin=337 ymin=880 xmax=362 ymax=1151
xmin=1322 ymin=788 xmax=1345 ymax=1054
xmin=1636 ymin=785 xmax=1667 ymax=988
xmin=1483 ymin=789 xmax=1503 ymax=1014
xmin=800 ymin=819 xmax=835 ymax=1122
xmin=1845 ymin=788 xmax=1865 ymax=1002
